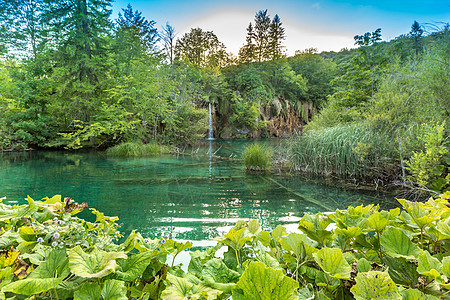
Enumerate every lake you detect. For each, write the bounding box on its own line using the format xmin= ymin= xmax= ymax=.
xmin=0 ymin=139 xmax=397 ymax=246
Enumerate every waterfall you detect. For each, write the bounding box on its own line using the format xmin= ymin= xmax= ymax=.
xmin=207 ymin=103 xmax=214 ymax=140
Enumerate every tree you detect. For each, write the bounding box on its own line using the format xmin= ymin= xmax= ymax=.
xmin=113 ymin=4 xmax=158 ymax=75
xmin=238 ymin=23 xmax=256 ymax=63
xmin=175 ymin=28 xmax=229 ymax=68
xmin=238 ymin=10 xmax=285 ymax=63
xmin=116 ymin=4 xmax=158 ymax=54
xmin=410 ymin=20 xmax=424 ymax=55
xmin=161 ymin=22 xmax=176 ymax=64
xmin=253 ymin=9 xmax=271 ymax=63
xmin=0 ymin=0 xmax=46 ymax=59
xmin=268 ymin=14 xmax=285 ymax=60
xmin=43 ymin=0 xmax=114 ymax=124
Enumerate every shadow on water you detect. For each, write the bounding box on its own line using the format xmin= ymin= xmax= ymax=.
xmin=0 ymin=140 xmax=398 ymax=244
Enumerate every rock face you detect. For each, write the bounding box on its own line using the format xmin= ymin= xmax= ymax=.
xmin=213 ymin=98 xmax=314 ymax=139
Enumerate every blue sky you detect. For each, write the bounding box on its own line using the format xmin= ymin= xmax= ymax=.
xmin=111 ymin=0 xmax=450 ymax=55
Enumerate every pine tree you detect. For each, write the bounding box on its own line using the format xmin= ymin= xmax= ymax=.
xmin=238 ymin=23 xmax=256 ymax=63
xmin=410 ymin=20 xmax=424 ymax=55
xmin=253 ymin=9 xmax=271 ymax=63
xmin=43 ymin=0 xmax=114 ymax=123
xmin=268 ymin=14 xmax=285 ymax=60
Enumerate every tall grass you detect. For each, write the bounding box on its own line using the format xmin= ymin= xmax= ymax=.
xmin=289 ymin=123 xmax=397 ymax=178
xmin=243 ymin=144 xmax=272 ymax=172
xmin=106 ymin=142 xmax=167 ymax=157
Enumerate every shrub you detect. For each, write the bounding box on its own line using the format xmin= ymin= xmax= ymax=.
xmin=243 ymin=143 xmax=272 ymax=172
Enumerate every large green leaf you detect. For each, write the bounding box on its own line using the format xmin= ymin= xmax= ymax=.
xmin=313 ymin=248 xmax=351 ymax=280
xmin=101 ymin=279 xmax=127 ymax=300
xmin=161 ymin=273 xmax=221 ymax=300
xmin=350 ymin=271 xmax=401 ymax=300
xmin=73 ymin=282 xmax=101 ymax=300
xmin=68 ymin=245 xmax=127 ymax=278
xmin=280 ymin=233 xmax=304 ymax=257
xmin=271 ymin=225 xmax=287 ymax=242
xmin=202 ymin=258 xmax=241 ymax=292
xmin=232 ymin=261 xmax=299 ymax=300
xmin=28 ymin=249 xmax=69 ymax=280
xmin=417 ymin=250 xmax=442 ymax=279
xmin=115 ymin=251 xmax=156 ymax=281
xmin=298 ymin=213 xmax=332 ymax=246
xmin=380 ymin=227 xmax=421 ymax=259
xmin=1 ymin=278 xmax=63 ymax=296
xmin=256 ymin=253 xmax=283 ymax=271
xmin=367 ymin=212 xmax=390 ymax=232
xmin=442 ymin=256 xmax=450 ymax=278
xmin=383 ymin=257 xmax=419 ymax=287
xmin=219 ymin=228 xmax=251 ymax=251
xmin=402 ymin=288 xmax=440 ymax=300
xmin=163 ymin=239 xmax=193 ymax=257
xmin=1 ymin=248 xmax=70 ymax=296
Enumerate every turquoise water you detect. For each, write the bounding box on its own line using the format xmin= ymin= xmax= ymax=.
xmin=0 ymin=139 xmax=397 ymax=245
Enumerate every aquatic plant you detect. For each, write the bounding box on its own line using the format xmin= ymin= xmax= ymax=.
xmin=243 ymin=143 xmax=272 ymax=172
xmin=106 ymin=141 xmax=167 ymax=157
xmin=289 ymin=123 xmax=396 ymax=178
xmin=2 ymin=192 xmax=450 ymax=299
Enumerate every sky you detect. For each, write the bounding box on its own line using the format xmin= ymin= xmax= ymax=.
xmin=111 ymin=0 xmax=450 ymax=56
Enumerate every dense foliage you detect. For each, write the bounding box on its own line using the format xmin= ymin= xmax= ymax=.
xmin=0 ymin=3 xmax=336 ymax=150
xmin=1 ymin=193 xmax=450 ymax=299
xmin=289 ymin=25 xmax=450 ymax=191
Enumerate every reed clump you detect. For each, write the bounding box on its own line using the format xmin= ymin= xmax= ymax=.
xmin=243 ymin=143 xmax=272 ymax=172
xmin=289 ymin=123 xmax=396 ymax=178
xmin=106 ymin=142 xmax=167 ymax=157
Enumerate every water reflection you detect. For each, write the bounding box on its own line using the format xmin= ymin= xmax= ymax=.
xmin=0 ymin=140 xmax=398 ymax=243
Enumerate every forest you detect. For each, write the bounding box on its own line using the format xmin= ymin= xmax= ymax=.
xmin=2 ymin=1 xmax=450 ymax=299
xmin=0 ymin=1 xmax=449 ymax=191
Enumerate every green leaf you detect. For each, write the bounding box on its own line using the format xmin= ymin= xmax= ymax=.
xmin=101 ymin=279 xmax=127 ymax=300
xmin=115 ymin=251 xmax=156 ymax=281
xmin=1 ymin=278 xmax=63 ymax=295
xmin=367 ymin=212 xmax=390 ymax=232
xmin=402 ymin=288 xmax=440 ymax=300
xmin=1 ymin=248 xmax=71 ymax=295
xmin=417 ymin=250 xmax=442 ymax=279
xmin=232 ymin=261 xmax=299 ymax=300
xmin=163 ymin=239 xmax=193 ymax=257
xmin=74 ymin=282 xmax=101 ymax=300
xmin=256 ymin=253 xmax=283 ymax=271
xmin=29 ymin=249 xmax=70 ymax=279
xmin=380 ymin=227 xmax=421 ymax=259
xmin=247 ymin=219 xmax=261 ymax=235
xmin=280 ymin=233 xmax=304 ymax=257
xmin=335 ymin=226 xmax=363 ymax=239
xmin=68 ymin=245 xmax=127 ymax=278
xmin=350 ymin=271 xmax=401 ymax=300
xmin=298 ymin=213 xmax=332 ymax=246
xmin=442 ymin=256 xmax=450 ymax=278
xmin=219 ymin=228 xmax=251 ymax=251
xmin=356 ymin=258 xmax=371 ymax=273
xmin=202 ymin=258 xmax=240 ymax=292
xmin=161 ymin=273 xmax=221 ymax=300
xmin=271 ymin=225 xmax=287 ymax=242
xmin=313 ymin=248 xmax=351 ymax=280
xmin=383 ymin=257 xmax=419 ymax=287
